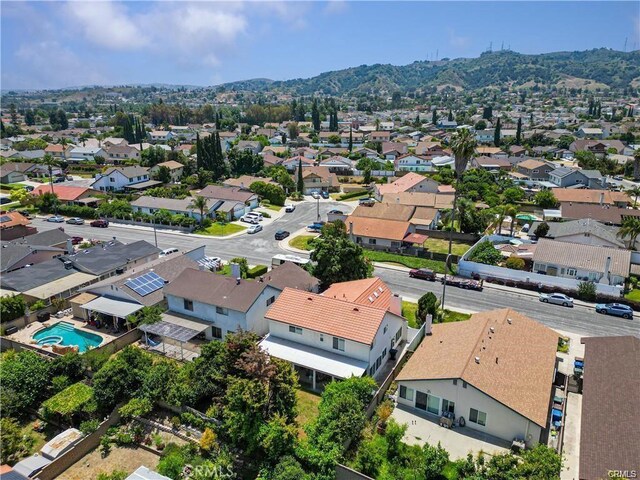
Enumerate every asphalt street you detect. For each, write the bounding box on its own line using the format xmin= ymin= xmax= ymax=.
xmin=30 ymin=202 xmax=640 ymax=339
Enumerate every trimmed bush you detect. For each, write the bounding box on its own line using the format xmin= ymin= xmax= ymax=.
xmin=338 ymin=190 xmax=368 ymax=200
xmin=247 ymin=265 xmax=268 ymax=279
xmin=505 ymin=257 xmax=526 ymax=270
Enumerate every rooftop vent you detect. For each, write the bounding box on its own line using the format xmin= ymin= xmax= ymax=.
xmin=489 ymin=326 xmax=495 ymax=333
xmin=507 ymin=318 xmax=512 ymax=324
xmin=353 ymin=307 xmax=359 ymax=312
xmin=474 ymin=356 xmax=480 ymax=364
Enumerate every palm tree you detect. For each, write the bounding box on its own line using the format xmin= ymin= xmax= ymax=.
xmin=617 ymin=216 xmax=640 ymax=249
xmin=627 ymin=186 xmax=640 ymax=209
xmin=41 ymin=153 xmax=58 ymax=195
xmin=505 ymin=204 xmax=520 ymax=237
xmin=188 ymin=195 xmax=209 ymax=226
xmin=491 ymin=205 xmax=508 ymax=235
xmin=633 ymin=148 xmax=640 ymax=181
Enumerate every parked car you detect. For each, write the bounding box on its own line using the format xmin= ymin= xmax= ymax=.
xmin=47 ymin=215 xmax=65 ymax=223
xmin=441 ymin=276 xmax=484 ymax=291
xmin=247 ymin=224 xmax=263 ymax=234
xmin=539 ymin=293 xmax=574 ymax=307
xmin=409 ymin=268 xmax=437 ymax=281
xmin=90 ymin=219 xmax=109 ymax=228
xmin=241 ymin=215 xmax=259 ymax=224
xmin=23 ymin=185 xmax=34 ymax=192
xmin=328 ymin=209 xmax=344 ymax=215
xmin=595 ymin=303 xmax=633 ymax=319
xmin=66 ymin=217 xmax=85 ymax=225
xmin=307 ymin=224 xmax=322 ymax=233
xmin=246 ymin=212 xmax=263 ymax=221
xmin=71 ymin=236 xmax=84 ymax=245
xmin=160 ymin=247 xmax=179 ymax=257
xmin=311 ymin=191 xmax=321 ymax=199
xmin=53 ymin=176 xmax=66 ymax=183
xmin=275 ymin=230 xmax=290 ymax=240
xmin=285 ymin=204 xmax=296 ymax=213
xmin=0 ymin=197 xmax=12 ymax=205
xmin=358 ymin=198 xmax=375 ymax=206
xmin=321 ymin=191 xmax=330 ymax=199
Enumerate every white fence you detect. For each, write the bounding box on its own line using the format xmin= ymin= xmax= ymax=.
xmin=352 ymin=169 xmax=395 ymax=177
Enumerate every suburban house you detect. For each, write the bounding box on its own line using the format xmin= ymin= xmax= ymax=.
xmin=576 ymin=127 xmax=607 ymax=139
xmin=149 ymin=160 xmax=184 ymax=183
xmin=395 ymin=154 xmax=434 ymax=173
xmin=259 ymin=287 xmax=407 ymax=390
xmin=475 ymin=147 xmax=507 ymax=158
xmin=236 ymin=141 xmax=263 ymax=154
xmin=5 ymin=228 xmax=70 ymax=250
xmin=415 ymin=141 xmax=445 ymax=156
xmin=0 ymin=212 xmax=37 ymax=241
xmin=532 ymin=238 xmax=630 ymax=285
xmin=470 ymin=156 xmax=512 ymax=171
xmin=570 ymin=139 xmax=625 ymax=155
xmin=73 ymin=250 xmax=201 ymax=326
xmin=44 ymin=143 xmax=72 ymax=159
xmin=318 ymin=132 xmax=340 ymax=144
xmin=197 ymin=185 xmax=259 ymax=218
xmin=1 ymin=244 xmax=65 ymax=274
xmin=91 ymin=166 xmax=153 ymax=192
xmin=319 ymin=155 xmax=353 ymax=172
xmin=374 ymin=172 xmax=440 ymax=200
xmin=223 ymin=175 xmax=278 ymax=190
xmin=552 ymin=188 xmax=630 ymax=207
xmin=0 ymin=162 xmax=28 ymax=183
xmin=528 ymin=219 xmax=625 ymax=248
xmin=350 ymin=203 xmax=440 ymax=232
xmin=381 ymin=191 xmax=454 ymax=210
xmin=131 ymin=196 xmax=217 ymax=221
xmin=322 ymin=277 xmax=402 ymax=317
xmin=67 ymin=146 xmax=107 ymax=162
xmin=30 ymin=185 xmax=101 ymax=207
xmin=370 ymin=131 xmax=391 ymax=143
xmin=295 ymin=166 xmax=340 ymax=194
xmin=282 ymin=155 xmax=315 ymax=171
xmin=515 ymin=159 xmax=555 ymax=181
xmin=263 ymin=262 xmax=320 ymax=293
xmin=475 ymin=129 xmax=495 ymax=144
xmin=579 ymin=336 xmax=640 ymax=480
xmin=104 ymin=144 xmax=141 ymax=162
xmin=548 ymin=168 xmax=605 ymax=189
xmin=559 ymin=202 xmax=640 ymax=226
xmin=396 ymin=308 xmax=558 ymax=447
xmin=148 ymin=130 xmax=175 ymax=142
xmin=163 ymin=268 xmax=283 ymax=339
xmin=346 ymin=216 xmax=417 ymax=250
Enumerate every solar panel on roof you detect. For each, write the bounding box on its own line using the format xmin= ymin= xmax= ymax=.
xmin=0 ymin=215 xmax=11 ymax=223
xmin=124 ymin=271 xmax=166 ymax=296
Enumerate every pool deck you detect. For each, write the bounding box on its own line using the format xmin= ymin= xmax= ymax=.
xmin=7 ymin=316 xmax=117 ymax=353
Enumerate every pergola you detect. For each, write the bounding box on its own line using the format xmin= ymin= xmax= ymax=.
xmin=139 ymin=314 xmax=209 ymax=361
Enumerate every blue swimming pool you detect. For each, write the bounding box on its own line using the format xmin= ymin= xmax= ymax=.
xmin=32 ymin=321 xmax=103 ymax=353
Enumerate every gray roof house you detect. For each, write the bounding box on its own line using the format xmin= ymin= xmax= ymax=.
xmin=529 ymin=219 xmax=624 ymax=248
xmin=548 ymin=168 xmax=605 ymax=189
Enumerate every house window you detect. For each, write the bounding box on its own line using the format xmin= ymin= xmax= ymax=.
xmin=266 ymin=296 xmax=276 ymax=306
xmin=426 ymin=394 xmax=440 ymax=415
xmin=383 ymin=325 xmax=388 ymax=334
xmin=320 ymin=334 xmax=324 ymax=342
xmin=453 ymin=379 xmax=458 ymax=386
xmin=442 ymin=399 xmax=455 ymax=414
xmin=216 ymin=306 xmax=228 ymax=316
xmin=469 ymin=408 xmax=487 ymax=426
xmin=567 ymin=269 xmax=576 ymax=276
xmin=183 ymin=299 xmax=193 ymax=311
xmin=333 ymin=337 xmax=345 ymax=351
xmin=109 ymin=177 xmax=115 ymax=182
xmin=462 ymin=381 xmax=468 ymax=389
xmin=396 ymin=328 xmax=402 ymax=341
xmin=212 ymin=326 xmax=223 ymax=339
xmin=382 ymin=348 xmax=387 ymax=359
xmin=288 ymin=325 xmax=302 ymax=335
xmin=399 ymin=385 xmax=414 ymax=402
xmin=368 ymin=238 xmax=377 ymax=245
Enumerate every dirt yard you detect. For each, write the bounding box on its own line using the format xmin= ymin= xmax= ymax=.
xmin=57 ymin=445 xmax=160 ymax=480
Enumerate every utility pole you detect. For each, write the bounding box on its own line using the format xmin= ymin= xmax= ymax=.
xmin=316 ymin=196 xmax=320 ymax=222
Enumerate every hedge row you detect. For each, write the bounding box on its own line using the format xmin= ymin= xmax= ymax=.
xmin=338 ymin=190 xmax=369 ymax=200
xmin=247 ymin=265 xmax=268 ymax=279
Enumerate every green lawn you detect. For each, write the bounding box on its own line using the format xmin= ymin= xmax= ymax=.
xmin=441 ymin=309 xmax=471 ymax=323
xmin=624 ymin=289 xmax=640 ymax=302
xmin=289 ymin=235 xmax=317 ymax=251
xmin=262 ymin=204 xmax=282 ymax=212
xmin=424 ymin=238 xmax=472 ymax=257
xmin=194 ymin=222 xmax=246 ymax=236
xmin=364 ymin=250 xmax=453 ymax=274
xmin=296 ymin=388 xmax=321 ymax=439
xmin=402 ymin=301 xmax=419 ymax=328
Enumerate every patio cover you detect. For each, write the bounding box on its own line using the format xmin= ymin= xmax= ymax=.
xmin=138 ymin=313 xmax=208 ymax=342
xmin=403 ymin=232 xmax=429 ymax=244
xmin=125 ymin=180 xmax=163 ymax=190
xmin=23 ymin=272 xmax=95 ymax=300
xmin=259 ymin=334 xmax=368 ymax=379
xmin=82 ymin=296 xmax=143 ymax=318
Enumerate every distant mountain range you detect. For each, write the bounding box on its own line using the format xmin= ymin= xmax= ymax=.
xmin=218 ymin=49 xmax=640 ymax=95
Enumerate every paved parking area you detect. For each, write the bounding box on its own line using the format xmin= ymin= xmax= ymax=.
xmin=392 ymin=404 xmax=510 ymax=460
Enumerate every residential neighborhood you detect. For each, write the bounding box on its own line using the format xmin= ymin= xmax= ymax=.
xmin=1 ymin=2 xmax=639 ymax=480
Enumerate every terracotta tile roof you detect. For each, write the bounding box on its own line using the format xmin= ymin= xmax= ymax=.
xmin=0 ymin=211 xmax=31 ymax=230
xmin=351 ymin=203 xmax=415 ymax=221
xmin=552 ymin=188 xmax=630 ymax=205
xmin=382 ymin=192 xmax=454 ymax=209
xmin=579 ymin=336 xmax=640 ymax=480
xmin=265 ymin=288 xmax=387 ymax=344
xmin=532 ymin=238 xmax=631 ymax=278
xmin=346 ymin=216 xmax=411 ymax=241
xmin=157 ymin=160 xmax=184 ymax=170
xmin=45 ymin=144 xmax=65 ymax=153
xmin=31 ymin=185 xmax=94 ymax=201
xmin=397 ymin=308 xmax=559 ymax=426
xmin=323 ymin=277 xmax=392 ymax=312
xmin=376 ymin=172 xmax=433 ymax=196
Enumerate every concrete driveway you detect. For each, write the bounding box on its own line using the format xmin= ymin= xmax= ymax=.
xmin=392 ymin=404 xmax=510 ymax=460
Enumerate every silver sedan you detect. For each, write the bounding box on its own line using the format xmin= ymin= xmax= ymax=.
xmin=539 ymin=293 xmax=574 ymax=307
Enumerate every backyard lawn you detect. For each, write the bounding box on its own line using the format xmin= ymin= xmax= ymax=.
xmin=423 ymin=238 xmax=472 ymax=257
xmin=624 ymin=289 xmax=640 ymax=302
xmin=194 ymin=222 xmax=246 ymax=236
xmin=363 ymin=250 xmax=453 ymax=274
xmin=296 ymin=388 xmax=320 ymax=438
xmin=289 ymin=235 xmax=317 ymax=251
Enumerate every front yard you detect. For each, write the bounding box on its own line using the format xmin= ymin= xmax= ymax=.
xmin=423 ymin=238 xmax=472 ymax=257
xmin=194 ymin=222 xmax=246 ymax=236
xmin=288 ymin=235 xmax=317 ymax=251
xmin=624 ymin=289 xmax=640 ymax=302
xmin=363 ymin=250 xmax=452 ymax=274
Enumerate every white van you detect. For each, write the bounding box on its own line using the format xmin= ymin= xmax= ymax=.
xmin=160 ymin=248 xmax=179 ymax=257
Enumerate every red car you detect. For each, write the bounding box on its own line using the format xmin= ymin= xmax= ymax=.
xmin=409 ymin=268 xmax=437 ymax=281
xmin=90 ymin=219 xmax=109 ymax=228
xmin=71 ymin=236 xmax=84 ymax=245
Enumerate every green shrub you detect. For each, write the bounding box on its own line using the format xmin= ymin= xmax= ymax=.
xmin=80 ymin=419 xmax=100 ymax=435
xmin=119 ymin=397 xmax=153 ymax=419
xmin=577 ymin=280 xmax=597 ymax=301
xmin=505 ymin=257 xmax=525 ymax=270
xmin=247 ymin=264 xmax=268 ymax=279
xmin=29 ymin=300 xmax=47 ymax=311
xmin=338 ymin=189 xmax=368 ymax=200
xmin=0 ymin=295 xmax=26 ymax=323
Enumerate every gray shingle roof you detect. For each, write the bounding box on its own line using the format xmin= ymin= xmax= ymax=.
xmin=530 ymin=219 xmax=623 ymax=247
xmin=8 ymin=228 xmax=70 ymax=247
xmin=63 ymin=240 xmax=160 ymax=276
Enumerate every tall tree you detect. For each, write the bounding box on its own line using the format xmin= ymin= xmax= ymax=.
xmin=296 ymin=157 xmax=304 ymax=194
xmin=515 ymin=117 xmax=522 ymax=144
xmin=188 ymin=195 xmax=209 ymax=225
xmin=432 ymin=109 xmax=437 ymax=125
xmin=494 ymin=118 xmax=501 ymax=147
xmin=348 ymin=126 xmax=353 ymax=152
xmin=482 ymin=106 xmax=493 ymax=120
xmin=8 ymin=103 xmax=18 ymax=126
xmin=447 ymin=109 xmax=453 ymax=121
xmin=42 ymin=153 xmax=58 ymax=195
xmin=311 ymin=99 xmax=320 ymax=131
xmin=617 ymin=216 xmax=640 ymax=249
xmin=24 ymin=109 xmax=35 ymax=126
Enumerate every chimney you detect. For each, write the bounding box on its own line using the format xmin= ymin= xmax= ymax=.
xmin=425 ymin=314 xmax=433 ymax=335
xmin=236 ymin=277 xmax=241 ymax=285
xmin=603 ymin=256 xmax=611 ymax=284
xmin=599 ymin=192 xmax=605 ymax=205
xmin=475 ymin=356 xmax=480 ymax=364
xmin=348 ymin=221 xmax=354 ymax=241
xmin=66 ymin=238 xmax=74 ymax=254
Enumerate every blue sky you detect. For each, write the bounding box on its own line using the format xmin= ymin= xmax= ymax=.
xmin=2 ymin=1 xmax=638 ymax=90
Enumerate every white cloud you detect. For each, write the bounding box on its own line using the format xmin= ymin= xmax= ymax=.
xmin=447 ymin=28 xmax=470 ymax=49
xmin=66 ymin=1 xmax=148 ymax=50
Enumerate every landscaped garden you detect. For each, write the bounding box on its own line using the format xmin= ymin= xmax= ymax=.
xmin=194 ymin=222 xmax=246 ymax=236
xmin=288 ymin=235 xmax=317 ymax=251
xmin=363 ymin=250 xmax=451 ymax=274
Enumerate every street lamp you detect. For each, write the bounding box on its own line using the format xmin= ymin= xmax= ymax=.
xmin=316 ymin=195 xmax=320 ymax=222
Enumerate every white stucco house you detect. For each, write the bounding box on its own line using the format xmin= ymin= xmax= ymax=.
xmin=259 ymin=287 xmax=407 ymax=390
xmin=91 ymin=166 xmax=151 ymax=192
xmin=68 ymin=146 xmax=108 ymax=162
xmin=396 ymin=308 xmax=558 ymax=447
